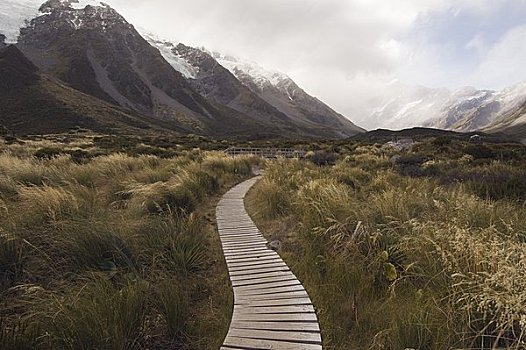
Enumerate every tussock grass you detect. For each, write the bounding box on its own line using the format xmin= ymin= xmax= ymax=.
xmin=156 ymin=279 xmax=190 ymax=338
xmin=0 ymin=140 xmax=257 ymax=349
xmin=44 ymin=278 xmax=149 ymax=350
xmin=247 ymin=144 xmax=526 ymax=350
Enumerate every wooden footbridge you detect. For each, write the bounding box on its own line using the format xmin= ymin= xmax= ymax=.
xmin=224 ymin=147 xmax=307 ymax=159
xmin=216 ymin=177 xmax=322 ymax=350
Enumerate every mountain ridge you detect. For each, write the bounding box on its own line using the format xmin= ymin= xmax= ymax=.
xmin=1 ymin=0 xmax=363 ymax=139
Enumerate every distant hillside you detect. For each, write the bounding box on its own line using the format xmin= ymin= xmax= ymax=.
xmin=0 ymin=45 xmax=178 ymax=135
xmin=351 ymin=127 xmax=515 ymax=144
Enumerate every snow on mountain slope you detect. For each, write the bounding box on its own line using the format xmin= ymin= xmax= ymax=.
xmin=368 ymin=83 xmax=453 ymax=130
xmin=143 ymin=33 xmax=199 ymax=79
xmin=371 ymin=79 xmax=526 ymax=135
xmin=207 ymin=52 xmax=363 ymax=135
xmin=0 ymin=0 xmax=41 ymax=42
xmin=0 ymin=0 xmax=110 ymax=42
xmin=212 ymin=53 xmax=289 ymax=89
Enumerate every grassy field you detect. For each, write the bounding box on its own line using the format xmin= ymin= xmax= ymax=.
xmin=246 ymin=138 xmax=526 ymax=350
xmin=2 ymin=132 xmax=525 ymax=349
xmin=0 ymin=134 xmax=259 ymax=349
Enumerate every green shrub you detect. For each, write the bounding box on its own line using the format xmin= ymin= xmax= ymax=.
xmin=306 ymin=150 xmax=338 ymax=166
xmin=0 ymin=319 xmax=43 ymax=350
xmin=60 ymin=225 xmax=137 ymax=273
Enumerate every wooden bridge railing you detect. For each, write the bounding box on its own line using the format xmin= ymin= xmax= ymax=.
xmin=224 ymin=147 xmax=307 ymax=159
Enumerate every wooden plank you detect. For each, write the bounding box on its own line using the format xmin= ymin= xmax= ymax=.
xmin=223 ymin=336 xmax=322 ymax=350
xmin=229 ymin=262 xmax=288 ymax=273
xmin=232 ymin=276 xmax=298 ymax=288
xmin=224 ymin=247 xmax=271 ymax=255
xmin=227 ymin=259 xmax=286 ymax=269
xmin=235 ymin=298 xmax=313 ymax=308
xmin=230 ymin=321 xmax=320 ymax=332
xmin=230 ymin=272 xmax=296 ymax=284
xmin=223 ymin=246 xmax=270 ymax=254
xmin=227 ymin=328 xmax=322 ymax=344
xmin=235 ymin=291 xmax=310 ymax=302
xmin=226 ymin=255 xmax=281 ymax=264
xmin=222 ymin=242 xmax=268 ymax=250
xmin=225 ymin=252 xmax=278 ymax=261
xmin=234 ymin=284 xmax=306 ymax=296
xmin=219 ymin=230 xmax=262 ymax=236
xmin=233 ymin=305 xmax=315 ymax=314
xmin=221 ymin=237 xmax=265 ymax=244
xmin=231 ymin=313 xmax=319 ymax=323
xmin=221 ymin=235 xmax=261 ymax=240
xmin=229 ymin=266 xmax=290 ymax=277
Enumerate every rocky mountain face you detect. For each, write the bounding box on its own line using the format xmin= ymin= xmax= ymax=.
xmin=0 ymin=0 xmax=363 ymax=139
xmin=168 ymin=43 xmax=301 ymax=133
xmin=16 ymin=0 xmax=235 ymax=134
xmin=146 ymin=38 xmax=364 ymax=137
xmin=0 ymin=44 xmax=171 ymax=135
xmin=0 ymin=44 xmax=39 ymax=90
xmin=212 ymin=53 xmax=364 ymax=137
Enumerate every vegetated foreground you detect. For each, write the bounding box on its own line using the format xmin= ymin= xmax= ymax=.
xmin=2 ymin=132 xmax=526 ymax=349
xmin=0 ymin=134 xmax=260 ymax=349
xmin=246 ymin=138 xmax=526 ymax=349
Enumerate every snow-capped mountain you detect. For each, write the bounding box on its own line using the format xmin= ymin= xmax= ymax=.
xmin=425 ymin=82 xmax=526 ymax=134
xmin=369 ymin=80 xmax=526 ymax=138
xmin=16 ymin=0 xmax=264 ymax=136
xmin=0 ymin=0 xmax=363 ymax=138
xmin=145 ymin=36 xmax=364 ymax=137
xmin=369 ymin=83 xmax=453 ymax=130
xmin=210 ymin=52 xmax=364 ymax=136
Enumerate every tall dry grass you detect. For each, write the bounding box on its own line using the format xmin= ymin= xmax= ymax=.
xmin=0 ymin=146 xmax=257 ymax=349
xmin=248 ymin=145 xmax=526 ymax=349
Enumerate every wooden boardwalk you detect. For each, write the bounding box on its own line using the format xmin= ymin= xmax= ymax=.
xmin=216 ymin=177 xmax=322 ymax=350
xmin=224 ymin=147 xmax=307 ymax=159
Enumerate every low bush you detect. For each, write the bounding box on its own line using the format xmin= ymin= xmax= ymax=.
xmin=306 ymin=150 xmax=338 ymax=166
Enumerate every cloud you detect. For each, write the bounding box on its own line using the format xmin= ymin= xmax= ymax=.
xmin=473 ymin=25 xmax=526 ymax=89
xmin=106 ymin=0 xmax=448 ymax=122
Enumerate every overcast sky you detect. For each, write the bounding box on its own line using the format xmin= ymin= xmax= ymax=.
xmin=102 ymin=0 xmax=526 ymax=124
xmin=4 ymin=0 xmax=526 ymax=126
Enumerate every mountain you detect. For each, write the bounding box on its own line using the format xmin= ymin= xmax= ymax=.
xmin=212 ymin=53 xmax=364 ymax=137
xmin=149 ymin=40 xmax=303 ymax=134
xmin=146 ymin=37 xmax=364 ymax=138
xmin=16 ymin=0 xmax=247 ymax=135
xmin=369 ymin=81 xmax=526 ymax=139
xmin=0 ymin=0 xmax=363 ymax=139
xmin=0 ymin=44 xmax=173 ymax=135
xmin=368 ymin=83 xmax=453 ymax=130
